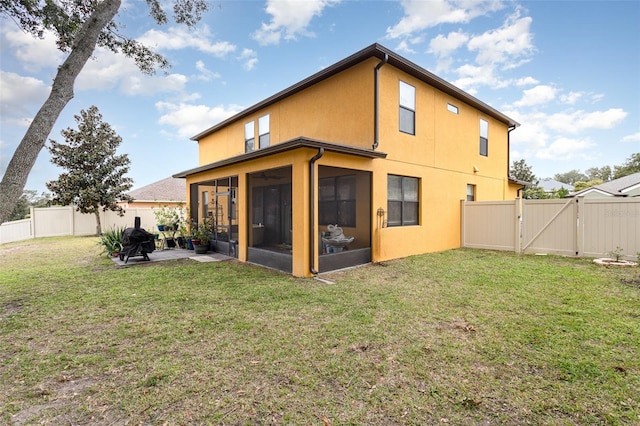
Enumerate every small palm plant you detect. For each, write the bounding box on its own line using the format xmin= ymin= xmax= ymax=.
xmin=98 ymin=226 xmax=125 ymax=257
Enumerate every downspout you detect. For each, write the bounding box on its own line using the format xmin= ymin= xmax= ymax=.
xmin=373 ymin=53 xmax=388 ymax=150
xmin=507 ymin=125 xmax=516 ymax=178
xmin=309 ymin=147 xmax=325 ymax=275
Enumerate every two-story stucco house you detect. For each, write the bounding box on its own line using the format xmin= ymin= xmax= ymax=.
xmin=174 ymin=44 xmax=521 ymax=277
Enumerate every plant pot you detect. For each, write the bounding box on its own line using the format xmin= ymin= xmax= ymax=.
xmin=157 ymin=224 xmax=165 ymax=231
xmin=194 ymin=244 xmax=208 ymax=254
xmin=186 ymin=238 xmax=194 ymax=250
xmin=176 ymin=236 xmax=185 ymax=249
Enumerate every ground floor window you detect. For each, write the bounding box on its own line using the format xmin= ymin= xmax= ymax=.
xmin=387 ymin=175 xmax=419 ymax=226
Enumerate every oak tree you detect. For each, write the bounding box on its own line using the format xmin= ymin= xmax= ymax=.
xmin=0 ymin=0 xmax=208 ymax=224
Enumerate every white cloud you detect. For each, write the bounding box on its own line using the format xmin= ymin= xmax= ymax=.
xmin=545 ymin=108 xmax=628 ymax=134
xmin=238 ymin=49 xmax=258 ymax=71
xmin=560 ymin=91 xmax=584 ymax=105
xmin=386 ymin=0 xmax=505 ymax=39
xmin=155 ymin=102 xmax=244 ymax=139
xmin=395 ymin=40 xmax=416 ymax=54
xmin=507 ymin=111 xmax=551 ymax=151
xmin=253 ymin=0 xmax=340 ymax=45
xmin=2 ymin=27 xmax=63 ymax=72
xmin=428 ymin=31 xmax=469 ymax=57
xmin=513 ymin=85 xmax=557 ymax=107
xmin=454 ymin=63 xmax=508 ymax=92
xmin=466 ymin=13 xmax=534 ymax=67
xmin=75 ymin=47 xmax=187 ymax=95
xmin=507 ymin=106 xmax=629 ymax=164
xmin=515 ymin=76 xmax=538 ymax=86
xmin=138 ymin=26 xmax=236 ymax=57
xmin=195 ymin=60 xmax=222 ymax=81
xmin=0 ymin=71 xmax=50 ymax=120
xmin=435 ymin=9 xmax=535 ymax=92
xmin=621 ymin=132 xmax=640 ymax=143
xmin=535 ymin=137 xmax=596 ymax=160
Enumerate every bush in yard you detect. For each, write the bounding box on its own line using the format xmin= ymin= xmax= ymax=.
xmin=98 ymin=226 xmax=125 ymax=257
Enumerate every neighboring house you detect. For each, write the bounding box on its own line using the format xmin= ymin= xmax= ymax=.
xmin=174 ymin=43 xmax=520 ymax=277
xmin=122 ymin=177 xmax=186 ymax=208
xmin=538 ymin=178 xmax=573 ymax=194
xmin=570 ymin=172 xmax=640 ymax=198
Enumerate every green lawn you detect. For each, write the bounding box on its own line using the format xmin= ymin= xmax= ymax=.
xmin=1 ymin=237 xmax=639 ymax=425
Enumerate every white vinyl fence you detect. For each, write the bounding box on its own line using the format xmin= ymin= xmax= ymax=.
xmin=1 ymin=206 xmax=160 ymax=245
xmin=461 ymin=197 xmax=640 ymax=260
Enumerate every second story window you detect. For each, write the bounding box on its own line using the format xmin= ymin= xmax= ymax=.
xmin=399 ymin=81 xmax=415 ymax=135
xmin=258 ymin=114 xmax=270 ymax=149
xmin=479 ymin=119 xmax=488 ymax=156
xmin=245 ymin=121 xmax=255 ymax=153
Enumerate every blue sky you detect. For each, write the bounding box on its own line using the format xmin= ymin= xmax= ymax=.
xmin=1 ymin=0 xmax=639 ymax=193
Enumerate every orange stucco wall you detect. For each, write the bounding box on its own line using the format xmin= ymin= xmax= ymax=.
xmin=197 ymin=59 xmax=378 ymax=165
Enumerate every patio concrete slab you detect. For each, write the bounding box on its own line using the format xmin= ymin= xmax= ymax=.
xmin=111 ymin=248 xmax=232 ymax=266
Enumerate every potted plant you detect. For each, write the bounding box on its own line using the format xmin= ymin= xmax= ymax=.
xmin=191 ymin=218 xmax=212 ymax=254
xmin=153 ymin=205 xmax=181 ymax=232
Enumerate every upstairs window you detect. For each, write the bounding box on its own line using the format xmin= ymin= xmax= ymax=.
xmin=447 ymin=103 xmax=459 ymax=114
xmin=245 ymin=121 xmax=255 ymax=153
xmin=387 ymin=175 xmax=419 ymax=227
xmin=258 ymin=114 xmax=270 ymax=149
xmin=479 ymin=119 xmax=488 ymax=156
xmin=399 ymin=81 xmax=415 ymax=135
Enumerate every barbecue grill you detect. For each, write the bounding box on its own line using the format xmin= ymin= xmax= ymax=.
xmin=119 ymin=217 xmax=155 ymax=263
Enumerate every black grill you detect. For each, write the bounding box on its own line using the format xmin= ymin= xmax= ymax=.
xmin=119 ymin=217 xmax=155 ymax=263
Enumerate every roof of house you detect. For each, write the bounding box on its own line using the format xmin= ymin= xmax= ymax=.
xmin=191 ymin=43 xmax=519 ymax=141
xmin=127 ymin=177 xmax=186 ymax=203
xmin=570 ymin=172 xmax=640 ymax=197
xmin=538 ymin=178 xmax=573 ymax=192
xmin=174 ymin=137 xmax=387 ymax=178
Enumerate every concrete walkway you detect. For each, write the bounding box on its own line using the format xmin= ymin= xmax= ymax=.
xmin=111 ymin=248 xmax=232 ymax=266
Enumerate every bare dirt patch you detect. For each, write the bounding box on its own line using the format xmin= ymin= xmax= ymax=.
xmin=12 ymin=377 xmax=107 ymax=426
xmin=1 ymin=299 xmax=26 ymax=319
xmin=621 ymin=273 xmax=640 ymax=289
xmin=0 ymin=245 xmax=26 ymax=256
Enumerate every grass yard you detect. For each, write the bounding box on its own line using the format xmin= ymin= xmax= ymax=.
xmin=1 ymin=237 xmax=639 ymax=425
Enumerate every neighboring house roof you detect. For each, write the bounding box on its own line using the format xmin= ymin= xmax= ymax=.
xmin=190 ymin=43 xmax=519 ymax=142
xmin=538 ymin=178 xmax=573 ymax=193
xmin=126 ymin=177 xmax=186 ymax=203
xmin=570 ymin=172 xmax=640 ymax=197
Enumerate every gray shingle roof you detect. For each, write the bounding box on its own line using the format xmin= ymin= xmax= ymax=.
xmin=127 ymin=177 xmax=186 ymax=203
xmin=571 ymin=172 xmax=640 ymax=197
xmin=538 ymin=178 xmax=573 ymax=192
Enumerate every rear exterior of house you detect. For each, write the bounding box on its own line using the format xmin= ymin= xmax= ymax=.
xmin=174 ymin=44 xmax=520 ymax=277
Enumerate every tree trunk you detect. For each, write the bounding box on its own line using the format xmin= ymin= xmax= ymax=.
xmin=95 ymin=210 xmax=103 ymax=236
xmin=0 ymin=0 xmax=122 ymax=224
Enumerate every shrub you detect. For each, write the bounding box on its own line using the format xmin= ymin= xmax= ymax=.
xmin=98 ymin=226 xmax=125 ymax=256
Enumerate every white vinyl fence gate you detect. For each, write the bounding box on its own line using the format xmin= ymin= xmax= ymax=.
xmin=461 ymin=198 xmax=639 ymax=260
